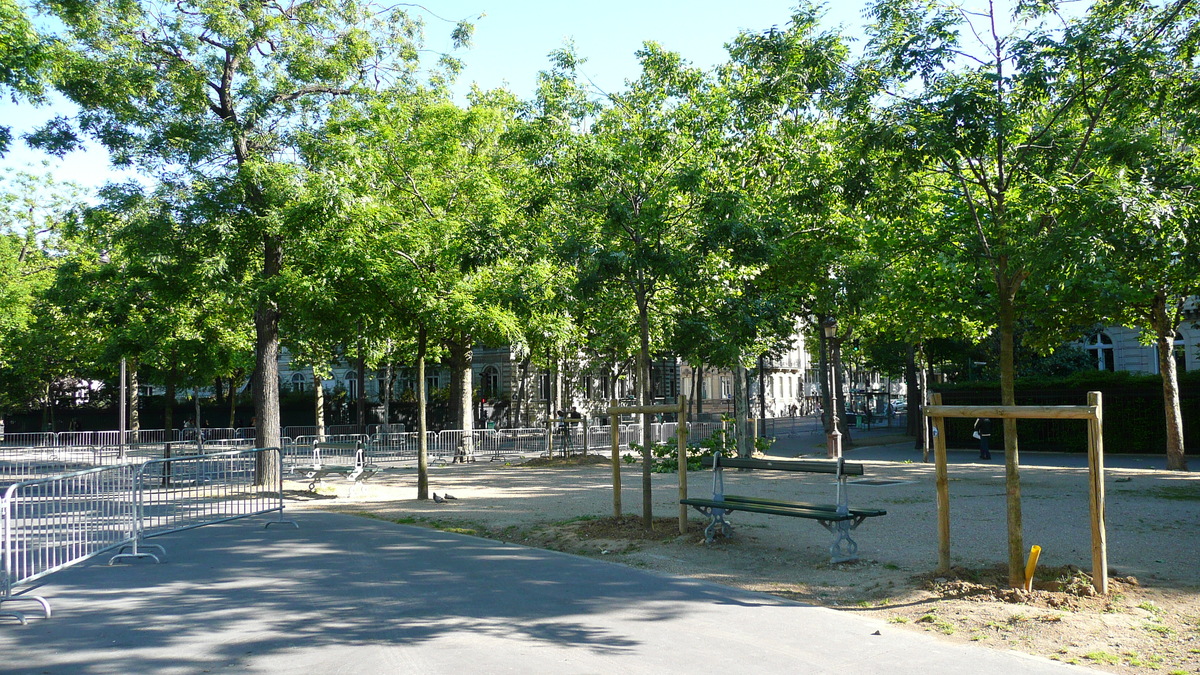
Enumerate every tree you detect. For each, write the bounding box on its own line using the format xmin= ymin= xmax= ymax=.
xmin=0 ymin=170 xmax=86 ymax=421
xmin=859 ymin=0 xmax=1198 ymax=584
xmin=0 ymin=0 xmax=54 ymax=156
xmin=302 ymin=84 xmax=537 ymax=495
xmin=37 ymin=0 xmax=473 ymax=458
xmin=701 ymin=8 xmax=857 ymax=452
xmin=48 ymin=181 xmax=254 ymax=435
xmin=550 ymin=44 xmax=715 ymax=527
xmin=1079 ymin=162 xmax=1199 ymax=472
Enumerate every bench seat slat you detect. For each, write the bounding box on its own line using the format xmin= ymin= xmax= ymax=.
xmin=722 ymin=494 xmax=887 ymax=518
xmin=680 ymin=497 xmax=854 ymax=522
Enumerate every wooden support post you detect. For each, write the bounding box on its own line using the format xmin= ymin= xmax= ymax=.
xmin=931 ymin=392 xmax=951 ymax=574
xmin=677 ymin=396 xmax=688 ymax=535
xmin=1087 ymin=391 xmax=1108 ymax=595
xmin=610 ymin=399 xmax=620 ymax=518
xmin=923 ymin=395 xmax=1109 ymax=590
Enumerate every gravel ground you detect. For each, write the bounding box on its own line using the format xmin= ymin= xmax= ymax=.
xmin=282 ymin=441 xmax=1200 ymax=674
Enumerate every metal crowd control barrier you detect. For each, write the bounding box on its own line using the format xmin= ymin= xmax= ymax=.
xmin=1 ymin=464 xmax=139 ymax=624
xmin=112 ymin=447 xmax=296 ymax=565
xmin=488 ymin=428 xmax=548 ymax=460
xmin=0 ymin=447 xmax=295 ymax=623
xmin=0 ymin=447 xmax=135 ymax=486
xmin=0 ymin=432 xmax=56 ymax=448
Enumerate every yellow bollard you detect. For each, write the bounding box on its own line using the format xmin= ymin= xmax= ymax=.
xmin=1024 ymin=545 xmax=1042 ymax=592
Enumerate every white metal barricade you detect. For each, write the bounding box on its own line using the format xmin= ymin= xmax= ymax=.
xmin=1 ymin=464 xmax=139 ymax=623
xmin=115 ymin=447 xmax=295 ymax=565
xmin=1 ymin=447 xmax=295 ymax=624
xmin=0 ymin=433 xmax=55 ymax=448
xmin=367 ymin=432 xmax=430 ymax=466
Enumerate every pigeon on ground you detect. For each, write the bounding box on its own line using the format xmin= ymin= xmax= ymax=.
xmin=444 ymin=493 xmax=457 ymax=500
xmin=433 ymin=493 xmax=446 ymax=503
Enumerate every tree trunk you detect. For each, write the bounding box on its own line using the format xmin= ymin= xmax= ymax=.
xmin=818 ymin=326 xmax=831 ymax=434
xmin=356 ymin=331 xmax=367 ymax=435
xmin=227 ymin=375 xmax=237 ymax=429
xmin=515 ymin=355 xmax=530 ymax=427
xmin=758 ymin=354 xmax=767 ymax=437
xmin=383 ymin=361 xmax=392 ymax=430
xmin=254 ymin=235 xmax=283 ymax=451
xmin=689 ymin=362 xmax=700 ymax=420
xmin=1152 ymin=293 xmax=1189 ymax=471
xmin=129 ymin=363 xmax=140 ymax=442
xmin=417 ymin=326 xmax=429 ymax=499
xmin=905 ymin=343 xmax=920 ymax=438
xmin=164 ymin=370 xmax=176 ymax=438
xmin=253 ymin=234 xmax=282 ymax=484
xmin=453 ymin=338 xmax=474 ymax=460
xmin=315 ymin=369 xmax=326 ymax=441
xmin=918 ymin=346 xmax=930 ymax=461
xmin=998 ymin=266 xmax=1026 ymax=587
xmin=637 ymin=289 xmax=654 ymax=529
xmin=733 ymin=361 xmax=750 ymax=457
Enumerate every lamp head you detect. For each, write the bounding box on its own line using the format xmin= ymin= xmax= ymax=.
xmin=822 ymin=317 xmax=837 ymax=339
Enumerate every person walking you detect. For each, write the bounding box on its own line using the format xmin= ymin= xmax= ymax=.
xmin=973 ymin=417 xmax=993 ymax=460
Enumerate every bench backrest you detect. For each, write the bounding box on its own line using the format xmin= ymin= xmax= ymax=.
xmin=313 ymin=441 xmax=364 ymax=466
xmin=700 ymin=455 xmax=864 ymax=476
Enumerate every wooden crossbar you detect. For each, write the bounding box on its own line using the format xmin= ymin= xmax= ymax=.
xmin=922 ymin=404 xmax=1097 ymax=420
xmin=922 ymin=392 xmax=1107 ymax=595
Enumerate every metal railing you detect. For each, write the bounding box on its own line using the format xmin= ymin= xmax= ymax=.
xmin=2 ymin=463 xmax=139 ymax=623
xmin=0 ymin=419 xmax=753 ymax=452
xmin=1 ymin=447 xmax=292 ymax=624
xmin=128 ymin=448 xmax=290 ymax=545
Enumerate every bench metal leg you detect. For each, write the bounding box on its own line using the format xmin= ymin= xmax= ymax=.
xmin=687 ymin=505 xmax=733 ymax=543
xmin=819 ymin=515 xmax=871 ymax=563
xmin=828 ymin=520 xmax=858 ymax=563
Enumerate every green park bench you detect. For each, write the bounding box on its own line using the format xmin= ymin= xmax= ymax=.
xmin=680 ymin=455 xmax=887 ymax=563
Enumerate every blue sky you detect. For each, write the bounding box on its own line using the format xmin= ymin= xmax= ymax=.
xmin=0 ymin=1 xmax=874 ymax=192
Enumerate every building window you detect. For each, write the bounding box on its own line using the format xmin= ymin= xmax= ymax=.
xmin=291 ymin=373 xmax=306 ymax=394
xmin=1086 ymin=333 xmax=1115 ymax=372
xmin=538 ymin=373 xmax=552 ymax=401
xmin=720 ymin=377 xmax=731 ymax=399
xmin=1152 ymin=334 xmax=1187 ymax=374
xmin=345 ymin=371 xmax=358 ymax=399
xmin=482 ymin=366 xmax=500 ymax=399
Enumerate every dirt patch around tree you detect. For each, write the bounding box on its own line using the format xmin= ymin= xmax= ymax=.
xmin=286 ymin=450 xmax=1200 ymax=674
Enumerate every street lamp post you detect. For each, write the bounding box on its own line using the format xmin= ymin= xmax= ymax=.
xmin=823 ymin=318 xmax=842 ymax=460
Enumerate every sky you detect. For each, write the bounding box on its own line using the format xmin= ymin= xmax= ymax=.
xmin=0 ymin=1 xmax=876 ymax=193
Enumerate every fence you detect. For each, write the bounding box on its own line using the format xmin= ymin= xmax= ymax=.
xmin=1 ymin=447 xmax=289 ymax=624
xmin=2 ymin=416 xmax=811 ymax=454
xmin=0 ymin=428 xmax=224 ymax=448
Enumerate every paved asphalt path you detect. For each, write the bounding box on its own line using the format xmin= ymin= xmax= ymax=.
xmin=0 ymin=511 xmax=1095 ymax=674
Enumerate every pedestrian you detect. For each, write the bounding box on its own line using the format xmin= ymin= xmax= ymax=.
xmin=973 ymin=417 xmax=993 ymax=460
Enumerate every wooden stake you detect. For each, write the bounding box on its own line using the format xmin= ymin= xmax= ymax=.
xmin=1088 ymin=391 xmax=1108 ymax=595
xmin=677 ymin=396 xmax=688 ymax=535
xmin=610 ymin=399 xmax=620 ymax=518
xmin=932 ymin=392 xmax=951 ymax=574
